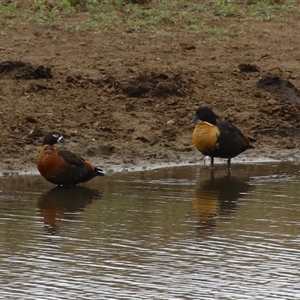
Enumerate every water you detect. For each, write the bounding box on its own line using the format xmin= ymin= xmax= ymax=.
xmin=0 ymin=162 xmax=299 ymax=299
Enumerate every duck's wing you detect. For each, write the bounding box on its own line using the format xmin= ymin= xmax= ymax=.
xmin=217 ymin=120 xmax=243 ymax=134
xmin=57 ymin=149 xmax=87 ymax=169
xmin=217 ymin=120 xmax=255 ymax=146
xmin=58 ymin=149 xmax=104 ymax=175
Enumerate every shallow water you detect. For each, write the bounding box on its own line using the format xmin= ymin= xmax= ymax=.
xmin=0 ymin=162 xmax=299 ymax=299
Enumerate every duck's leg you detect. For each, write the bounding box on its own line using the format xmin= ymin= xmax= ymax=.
xmin=227 ymin=158 xmax=231 ymax=170
xmin=210 ymin=157 xmax=214 ymax=169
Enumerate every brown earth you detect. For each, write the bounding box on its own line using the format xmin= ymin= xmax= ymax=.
xmin=1 ymin=2 xmax=300 ymax=175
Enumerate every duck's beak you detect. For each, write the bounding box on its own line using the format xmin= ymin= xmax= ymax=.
xmin=58 ymin=136 xmax=69 ymax=144
xmin=190 ymin=115 xmax=199 ymax=123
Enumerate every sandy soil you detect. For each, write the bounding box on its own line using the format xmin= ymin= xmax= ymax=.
xmin=1 ymin=2 xmax=300 ymax=175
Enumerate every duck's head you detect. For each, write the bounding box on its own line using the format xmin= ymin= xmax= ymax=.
xmin=42 ymin=132 xmax=69 ymax=146
xmin=191 ymin=106 xmax=217 ymax=125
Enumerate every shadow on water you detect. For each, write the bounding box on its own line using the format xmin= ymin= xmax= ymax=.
xmin=193 ymin=170 xmax=251 ymax=231
xmin=37 ymin=186 xmax=102 ymax=234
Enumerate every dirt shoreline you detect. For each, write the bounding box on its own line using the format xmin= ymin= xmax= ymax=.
xmin=0 ymin=146 xmax=298 ymax=177
xmin=2 ymin=3 xmax=300 ymax=176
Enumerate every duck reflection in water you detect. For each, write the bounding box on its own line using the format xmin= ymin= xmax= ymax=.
xmin=193 ymin=171 xmax=251 ymax=229
xmin=37 ymin=186 xmax=102 ymax=234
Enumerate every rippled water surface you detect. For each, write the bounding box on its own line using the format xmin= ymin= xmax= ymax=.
xmin=0 ymin=162 xmax=300 ymax=299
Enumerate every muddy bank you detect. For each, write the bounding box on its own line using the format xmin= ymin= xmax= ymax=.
xmin=1 ymin=146 xmax=299 ymax=177
xmin=1 ymin=3 xmax=300 ymax=176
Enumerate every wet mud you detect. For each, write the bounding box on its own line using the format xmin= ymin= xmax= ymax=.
xmin=1 ymin=5 xmax=300 ymax=174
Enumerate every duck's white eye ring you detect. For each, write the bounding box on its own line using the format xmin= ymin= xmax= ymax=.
xmin=53 ymin=134 xmax=59 ymax=138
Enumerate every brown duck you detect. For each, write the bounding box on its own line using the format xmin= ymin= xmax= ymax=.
xmin=37 ymin=132 xmax=104 ymax=186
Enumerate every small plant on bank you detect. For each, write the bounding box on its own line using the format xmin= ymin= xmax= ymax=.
xmin=0 ymin=1 xmax=18 ymax=18
xmin=211 ymin=0 xmax=237 ymax=17
xmin=0 ymin=0 xmax=299 ymax=41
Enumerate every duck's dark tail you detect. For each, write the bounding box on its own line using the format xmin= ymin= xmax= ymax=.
xmin=94 ymin=167 xmax=105 ymax=176
xmin=95 ymin=167 xmax=105 ymax=176
xmin=248 ymin=136 xmax=256 ymax=149
xmin=79 ymin=166 xmax=105 ymax=184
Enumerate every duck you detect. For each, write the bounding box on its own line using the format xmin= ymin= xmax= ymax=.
xmin=37 ymin=131 xmax=105 ymax=186
xmin=191 ymin=106 xmax=255 ymax=169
